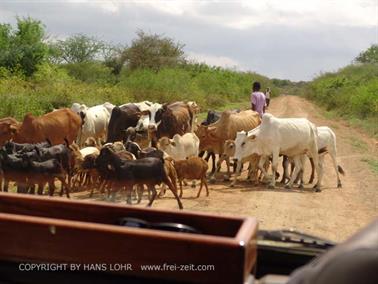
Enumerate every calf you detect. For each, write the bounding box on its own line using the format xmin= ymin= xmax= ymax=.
xmin=157 ymin=133 xmax=199 ymax=160
xmin=173 ymin=157 xmax=209 ymax=198
xmin=23 ymin=158 xmax=70 ymax=198
xmin=217 ymin=140 xmax=264 ymax=187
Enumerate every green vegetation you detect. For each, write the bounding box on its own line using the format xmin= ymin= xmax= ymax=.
xmin=348 ymin=137 xmax=368 ymax=152
xmin=0 ymin=17 xmax=49 ymax=76
xmin=301 ymin=52 xmax=378 ymax=137
xmin=0 ymin=17 xmax=281 ymax=121
xmin=361 ymin=158 xmax=378 ymax=174
xmin=355 ymin=44 xmax=378 ymax=64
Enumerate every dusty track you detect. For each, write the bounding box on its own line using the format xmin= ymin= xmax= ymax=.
xmin=75 ymin=96 xmax=377 ymax=242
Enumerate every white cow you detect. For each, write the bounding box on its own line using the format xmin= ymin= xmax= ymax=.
xmin=317 ymin=126 xmax=344 ymax=188
xmin=286 ymin=126 xmax=345 ymax=189
xmin=157 ymin=133 xmax=199 ymax=160
xmin=234 ymin=113 xmax=322 ymax=191
xmin=71 ymin=102 xmax=115 ymax=146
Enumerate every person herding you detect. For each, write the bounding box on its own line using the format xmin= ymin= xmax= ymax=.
xmin=251 ymin=81 xmax=266 ymax=117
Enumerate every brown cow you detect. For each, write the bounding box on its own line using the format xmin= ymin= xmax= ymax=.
xmin=147 ymin=102 xmax=193 ymax=146
xmin=6 ymin=109 xmax=81 ymax=145
xmin=0 ymin=117 xmax=20 ymax=146
xmin=195 ymin=110 xmax=261 ymax=179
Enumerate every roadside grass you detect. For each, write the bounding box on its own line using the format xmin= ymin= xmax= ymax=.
xmin=348 ymin=137 xmax=369 ymax=152
xmin=300 ymin=63 xmax=378 ymax=139
xmin=360 ymin=158 xmax=378 ymax=174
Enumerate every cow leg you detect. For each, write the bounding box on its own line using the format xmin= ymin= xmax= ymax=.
xmin=230 ymin=160 xmax=242 ymax=187
xmin=208 ymin=152 xmax=217 ymax=175
xmin=196 ymin=178 xmax=204 ymax=198
xmin=109 ymin=184 xmax=118 ymax=202
xmin=137 ymin=185 xmax=144 ymax=203
xmin=59 ymin=176 xmax=70 ymax=198
xmin=125 ymin=186 xmax=132 ymax=205
xmin=312 ymin=154 xmax=324 ymax=192
xmin=205 ymin=178 xmax=209 ymax=196
xmin=164 ymin=176 xmax=183 ymax=209
xmin=308 ymin=157 xmax=315 ymax=184
xmin=269 ymin=151 xmax=279 ymax=189
xmin=158 ymin=184 xmax=166 ymax=197
xmin=280 ymin=156 xmax=289 ymax=184
xmin=146 ymin=185 xmax=157 ymax=207
xmin=37 ymin=183 xmax=44 ymax=195
xmin=3 ymin=178 xmax=9 ymax=192
xmin=309 ymin=144 xmax=322 ymax=191
xmin=224 ymin=157 xmax=231 ymax=181
xmin=328 ymin=151 xmax=342 ymax=188
xmin=48 ymin=181 xmax=56 ymax=196
xmin=285 ymin=156 xmax=303 ymax=189
xmin=29 ymin=184 xmax=36 ymax=195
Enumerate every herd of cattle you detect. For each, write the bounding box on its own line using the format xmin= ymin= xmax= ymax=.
xmin=0 ymin=100 xmax=344 ymax=209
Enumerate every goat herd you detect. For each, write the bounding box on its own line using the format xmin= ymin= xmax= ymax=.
xmin=0 ymin=100 xmax=344 ymax=209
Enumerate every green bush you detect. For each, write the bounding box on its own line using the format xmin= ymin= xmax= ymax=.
xmin=303 ymin=63 xmax=378 ymax=136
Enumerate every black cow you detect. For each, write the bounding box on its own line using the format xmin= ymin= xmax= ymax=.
xmin=107 ymin=104 xmax=141 ymax=143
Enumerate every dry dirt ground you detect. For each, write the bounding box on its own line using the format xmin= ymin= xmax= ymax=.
xmin=74 ymin=96 xmax=377 ymax=242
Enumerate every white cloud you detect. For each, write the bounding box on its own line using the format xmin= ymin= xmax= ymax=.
xmin=128 ymin=0 xmax=377 ymax=29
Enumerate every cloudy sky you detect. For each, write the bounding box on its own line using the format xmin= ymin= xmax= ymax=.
xmin=1 ymin=0 xmax=377 ymax=81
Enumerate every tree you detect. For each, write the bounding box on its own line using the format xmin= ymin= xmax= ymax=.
xmin=355 ymin=44 xmax=378 ymax=64
xmin=125 ymin=30 xmax=186 ymax=71
xmin=103 ymin=43 xmax=128 ymax=75
xmin=51 ymin=34 xmax=105 ymax=64
xmin=0 ymin=17 xmax=49 ymax=76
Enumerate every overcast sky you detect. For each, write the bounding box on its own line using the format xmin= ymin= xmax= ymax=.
xmin=1 ymin=0 xmax=377 ymax=81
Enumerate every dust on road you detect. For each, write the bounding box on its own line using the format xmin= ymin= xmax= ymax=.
xmin=77 ymin=96 xmax=378 ymax=242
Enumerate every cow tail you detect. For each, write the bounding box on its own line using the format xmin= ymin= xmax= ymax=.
xmin=46 ymin=138 xmax=52 ymax=146
xmin=338 ymin=165 xmax=345 ymax=176
xmin=188 ymin=106 xmax=194 ymax=132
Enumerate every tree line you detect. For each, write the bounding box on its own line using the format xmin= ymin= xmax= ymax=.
xmin=0 ymin=17 xmax=186 ymax=77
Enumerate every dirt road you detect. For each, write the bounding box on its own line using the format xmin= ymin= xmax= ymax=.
xmin=79 ymin=96 xmax=378 ymax=242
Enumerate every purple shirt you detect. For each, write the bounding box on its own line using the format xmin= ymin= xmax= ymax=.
xmin=251 ymin=91 xmax=266 ymax=117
